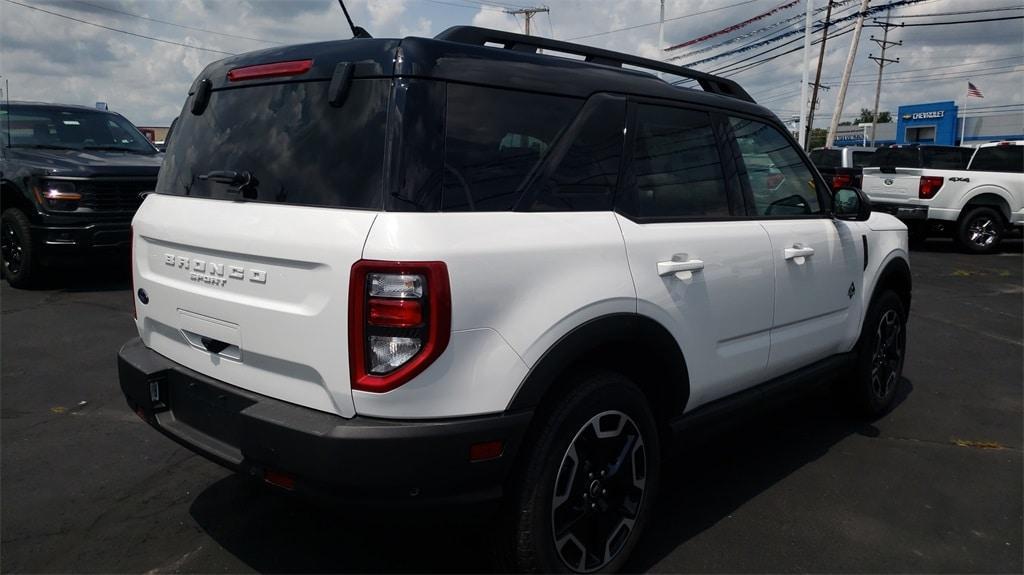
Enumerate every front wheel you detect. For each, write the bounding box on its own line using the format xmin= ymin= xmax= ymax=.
xmin=2 ymin=208 xmax=40 ymax=288
xmin=957 ymin=206 xmax=1005 ymax=254
xmin=845 ymin=290 xmax=907 ymax=418
xmin=505 ymin=372 xmax=660 ymax=573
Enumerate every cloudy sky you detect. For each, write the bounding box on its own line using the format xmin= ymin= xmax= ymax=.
xmin=1 ymin=0 xmax=1021 ymax=128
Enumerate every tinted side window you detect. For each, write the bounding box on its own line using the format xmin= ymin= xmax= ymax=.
xmin=852 ymin=151 xmax=875 ymax=167
xmin=443 ymin=85 xmax=581 ymax=211
xmin=809 ymin=149 xmax=840 ymax=168
xmin=529 ymin=95 xmax=625 ymax=211
xmin=626 ymin=105 xmax=730 ymax=219
xmin=969 ymin=146 xmax=1024 ymax=173
xmin=730 ymin=116 xmax=821 ymax=216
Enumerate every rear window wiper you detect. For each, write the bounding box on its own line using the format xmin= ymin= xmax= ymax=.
xmin=197 ymin=170 xmax=259 ymax=199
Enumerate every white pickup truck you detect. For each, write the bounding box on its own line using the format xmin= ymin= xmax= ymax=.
xmin=862 ymin=142 xmax=1024 ymax=252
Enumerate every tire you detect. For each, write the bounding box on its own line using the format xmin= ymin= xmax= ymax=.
xmin=956 ymin=206 xmax=1004 ymax=254
xmin=845 ymin=290 xmax=907 ymax=418
xmin=2 ymin=208 xmax=39 ymax=288
xmin=503 ymin=371 xmax=660 ymax=573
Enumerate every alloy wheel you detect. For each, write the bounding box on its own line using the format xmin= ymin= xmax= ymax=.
xmin=1 ymin=219 xmax=23 ymax=275
xmin=967 ymin=216 xmax=999 ymax=248
xmin=871 ymin=309 xmax=903 ymax=401
xmin=551 ymin=410 xmax=647 ymax=573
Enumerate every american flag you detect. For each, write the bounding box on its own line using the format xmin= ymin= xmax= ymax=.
xmin=967 ymin=82 xmax=984 ymax=98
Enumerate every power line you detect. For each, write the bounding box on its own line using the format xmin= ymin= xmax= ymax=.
xmin=420 ymin=0 xmax=506 ymax=12
xmin=888 ymin=5 xmax=1024 ymax=18
xmin=870 ymin=15 xmax=1024 ymax=26
xmin=71 ymin=0 xmax=280 ymax=45
xmin=566 ymin=0 xmax=768 ymax=41
xmin=3 ymin=0 xmax=236 ymax=55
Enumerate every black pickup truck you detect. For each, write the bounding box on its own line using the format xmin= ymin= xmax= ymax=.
xmin=1 ymin=102 xmax=162 ymax=287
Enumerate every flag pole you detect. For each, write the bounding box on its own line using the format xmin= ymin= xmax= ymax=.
xmin=961 ymin=80 xmax=968 ymax=146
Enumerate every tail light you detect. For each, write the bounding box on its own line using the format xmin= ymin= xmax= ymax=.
xmin=919 ymin=176 xmax=943 ymax=199
xmin=831 ymin=173 xmax=854 ymax=190
xmin=349 ymin=260 xmax=451 ymax=393
xmin=130 ymin=225 xmax=136 ymax=320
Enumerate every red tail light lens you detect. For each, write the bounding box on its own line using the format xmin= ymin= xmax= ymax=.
xmin=227 ymin=59 xmax=313 ymax=82
xmin=368 ymin=298 xmax=423 ymax=328
xmin=831 ymin=173 xmax=854 ymax=190
xmin=919 ymin=176 xmax=944 ymax=199
xmin=349 ymin=260 xmax=451 ymax=393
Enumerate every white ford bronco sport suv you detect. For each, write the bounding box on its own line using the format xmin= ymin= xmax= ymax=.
xmin=118 ymin=27 xmax=912 ymax=572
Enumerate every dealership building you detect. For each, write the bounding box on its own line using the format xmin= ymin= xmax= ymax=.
xmin=831 ymin=100 xmax=1023 ymax=147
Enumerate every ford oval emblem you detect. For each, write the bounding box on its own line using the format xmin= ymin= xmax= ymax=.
xmin=884 ymin=178 xmax=894 ymax=185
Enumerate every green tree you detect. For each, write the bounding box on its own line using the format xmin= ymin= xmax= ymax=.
xmin=854 ymin=108 xmax=892 ymax=124
xmin=809 ymin=127 xmax=829 ymax=149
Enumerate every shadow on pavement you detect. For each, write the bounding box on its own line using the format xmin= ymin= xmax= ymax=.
xmin=912 ymin=237 xmax=1022 ymax=255
xmin=188 ymin=379 xmax=913 ymax=573
xmin=6 ymin=258 xmax=131 ymax=292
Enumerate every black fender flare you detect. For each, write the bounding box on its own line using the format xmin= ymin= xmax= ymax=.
xmin=506 ymin=313 xmax=690 ymax=420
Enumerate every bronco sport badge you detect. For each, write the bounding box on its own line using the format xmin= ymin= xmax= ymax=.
xmin=164 ymin=253 xmax=267 ymax=286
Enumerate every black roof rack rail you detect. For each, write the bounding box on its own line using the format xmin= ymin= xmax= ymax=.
xmin=433 ymin=26 xmax=755 ymax=104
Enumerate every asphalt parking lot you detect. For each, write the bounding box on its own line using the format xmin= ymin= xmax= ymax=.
xmin=2 ymin=238 xmax=1021 ymax=573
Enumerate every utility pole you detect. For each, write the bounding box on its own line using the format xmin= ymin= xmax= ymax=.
xmin=798 ymin=0 xmax=815 ymax=147
xmin=804 ymin=0 xmax=835 ymax=150
xmin=826 ymin=0 xmax=872 ymax=148
xmin=658 ymin=0 xmax=665 ymax=77
xmin=505 ymin=6 xmax=549 ymax=36
xmin=868 ymin=11 xmax=901 ymax=146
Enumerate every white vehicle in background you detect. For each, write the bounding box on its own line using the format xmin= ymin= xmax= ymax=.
xmin=862 ymin=142 xmax=1023 ymax=252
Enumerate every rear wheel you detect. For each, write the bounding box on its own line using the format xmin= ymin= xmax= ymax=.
xmin=957 ymin=206 xmax=1004 ymax=254
xmin=505 ymin=372 xmax=660 ymax=573
xmin=2 ymin=208 xmax=39 ymax=288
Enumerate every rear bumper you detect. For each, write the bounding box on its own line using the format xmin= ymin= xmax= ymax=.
xmin=872 ymin=202 xmax=929 ymax=221
xmin=117 ymin=338 xmax=532 ymax=510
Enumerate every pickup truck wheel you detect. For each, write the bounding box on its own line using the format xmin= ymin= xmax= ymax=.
xmin=505 ymin=372 xmax=660 ymax=573
xmin=2 ymin=209 xmax=39 ymax=288
xmin=846 ymin=290 xmax=906 ymax=418
xmin=957 ymin=206 xmax=1004 ymax=253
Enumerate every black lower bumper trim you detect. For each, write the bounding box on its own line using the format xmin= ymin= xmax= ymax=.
xmin=872 ymin=203 xmax=928 ymax=221
xmin=117 ymin=338 xmax=532 ymax=509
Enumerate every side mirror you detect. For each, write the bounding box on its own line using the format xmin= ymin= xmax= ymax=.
xmin=833 ymin=187 xmax=872 ymax=221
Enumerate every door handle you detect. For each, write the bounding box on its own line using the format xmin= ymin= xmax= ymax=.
xmin=658 ymin=258 xmax=705 ymax=276
xmin=784 ymin=245 xmax=815 ymax=260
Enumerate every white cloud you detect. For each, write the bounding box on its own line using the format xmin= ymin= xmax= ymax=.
xmin=0 ymin=0 xmax=1019 ymax=127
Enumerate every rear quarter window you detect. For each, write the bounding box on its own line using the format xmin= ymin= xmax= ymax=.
xmin=442 ymin=84 xmax=582 ymax=211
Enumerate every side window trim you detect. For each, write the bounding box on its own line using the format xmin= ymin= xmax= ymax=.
xmin=615 ymin=98 xmax=747 ymax=224
xmin=725 ymin=111 xmax=833 ymax=219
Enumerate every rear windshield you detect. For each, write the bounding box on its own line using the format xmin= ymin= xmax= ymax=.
xmin=809 ymin=149 xmax=841 ymax=168
xmin=871 ymin=147 xmax=970 ymax=169
xmin=872 ymin=147 xmax=920 ymax=168
xmin=156 ymin=79 xmax=388 ymax=209
xmin=969 ymin=145 xmax=1024 ymax=173
xmin=921 ymin=147 xmax=971 ymax=169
